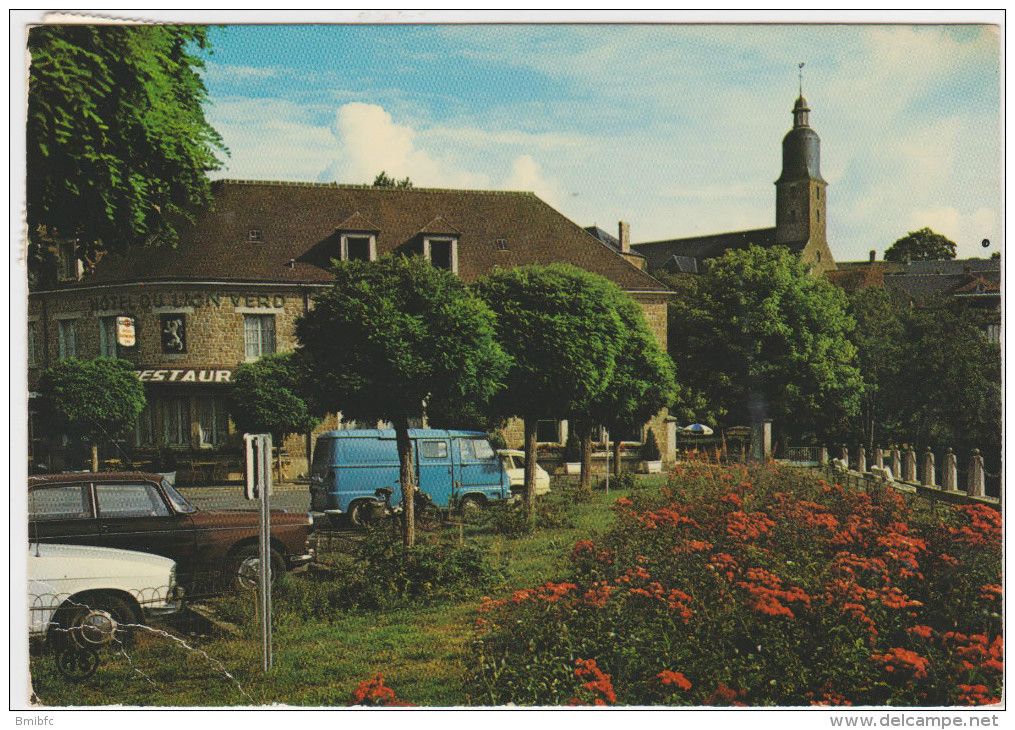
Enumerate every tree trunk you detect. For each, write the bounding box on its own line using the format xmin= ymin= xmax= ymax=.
xmin=523 ymin=417 xmax=538 ymax=517
xmin=613 ymin=437 xmax=623 ymax=478
xmin=277 ymin=447 xmax=284 ymax=485
xmin=578 ymin=421 xmax=594 ymax=495
xmin=91 ymin=443 xmax=99 ymax=473
xmin=395 ymin=416 xmax=416 ymax=548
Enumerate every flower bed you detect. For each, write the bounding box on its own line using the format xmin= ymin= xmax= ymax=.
xmin=471 ymin=460 xmax=1002 ymax=706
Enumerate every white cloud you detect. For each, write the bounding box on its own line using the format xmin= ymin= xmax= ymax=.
xmin=905 ymin=205 xmax=1000 ymax=258
xmin=322 ymin=102 xmax=490 ymax=188
xmin=200 ymin=26 xmax=999 ymax=262
xmin=206 ymin=97 xmax=336 ymax=181
xmin=503 ymin=154 xmax=565 ymax=207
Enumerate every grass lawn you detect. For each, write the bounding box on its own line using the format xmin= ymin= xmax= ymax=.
xmin=29 ymin=476 xmax=666 ymax=707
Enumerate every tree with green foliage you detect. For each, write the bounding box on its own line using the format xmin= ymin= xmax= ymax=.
xmin=587 ymin=290 xmax=677 ymax=477
xmin=669 ymin=246 xmax=863 ymax=442
xmin=846 ymin=288 xmax=907 ymax=451
xmin=296 ymin=254 xmax=508 ymax=546
xmin=652 ymin=270 xmax=718 ymax=427
xmin=846 ymin=291 xmax=1000 ymax=469
xmin=372 ymin=171 xmax=414 ymax=189
xmin=476 ymin=264 xmax=625 ymax=504
xmin=227 ymin=352 xmax=323 ymax=482
xmin=894 ymin=303 xmax=1001 ymax=459
xmin=36 ymin=358 xmax=146 ymax=472
xmin=884 ymin=227 xmax=957 ymax=263
xmin=26 ymin=24 xmax=225 ymax=280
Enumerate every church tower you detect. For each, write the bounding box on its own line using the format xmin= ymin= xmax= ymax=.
xmin=775 ymin=91 xmax=835 ymax=273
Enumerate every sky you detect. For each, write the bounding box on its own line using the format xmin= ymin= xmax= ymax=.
xmin=196 ymin=23 xmax=1001 ymax=261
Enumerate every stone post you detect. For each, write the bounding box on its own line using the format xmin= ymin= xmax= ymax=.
xmin=857 ymin=446 xmax=866 ymax=474
xmin=819 ymin=446 xmax=828 ymax=467
xmin=903 ymin=446 xmax=917 ymax=483
xmin=921 ymin=447 xmax=936 ymax=487
xmin=942 ymin=448 xmax=958 ymax=492
xmin=749 ymin=419 xmax=772 ymax=462
xmin=873 ymin=446 xmax=884 ymax=470
xmin=967 ymin=449 xmax=985 ymax=497
xmin=891 ymin=446 xmax=901 ymax=481
xmin=840 ymin=444 xmax=849 ymax=469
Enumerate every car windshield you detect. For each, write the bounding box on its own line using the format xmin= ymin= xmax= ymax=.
xmin=162 ymin=480 xmax=196 ymax=513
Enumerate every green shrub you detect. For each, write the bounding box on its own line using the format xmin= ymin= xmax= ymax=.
xmin=272 ymin=528 xmax=498 ymax=619
xmin=564 ymin=429 xmax=582 ymax=463
xmin=610 ymin=472 xmax=638 ymax=491
xmin=487 ymin=432 xmax=507 ymax=451
xmin=640 ymin=429 xmax=661 ymax=461
xmin=474 ymin=495 xmax=577 ymax=538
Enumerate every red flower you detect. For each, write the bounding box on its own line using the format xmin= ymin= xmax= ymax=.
xmin=806 ymin=682 xmax=853 ymax=706
xmin=871 ymin=648 xmax=930 ymax=680
xmin=705 ymin=683 xmax=747 ymax=706
xmin=572 ymin=658 xmax=617 ymax=705
xmin=736 ymin=568 xmax=810 ymax=619
xmin=906 ymin=625 xmax=933 ymax=640
xmin=350 ymin=674 xmax=413 ymax=707
xmin=979 ymin=583 xmax=1002 ymax=602
xmin=656 ymin=670 xmax=692 ymax=691
xmin=957 ymin=684 xmax=1001 ymax=706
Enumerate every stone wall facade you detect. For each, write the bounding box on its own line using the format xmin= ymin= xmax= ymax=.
xmin=28 ymin=282 xmax=335 ymax=477
xmin=29 ymin=282 xmax=675 ymax=476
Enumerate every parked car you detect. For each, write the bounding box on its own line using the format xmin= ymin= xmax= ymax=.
xmin=28 ymin=542 xmax=182 ymax=648
xmin=310 ymin=429 xmax=512 ymax=525
xmin=498 ymin=449 xmax=551 ymax=497
xmin=28 ymin=473 xmax=313 ymax=591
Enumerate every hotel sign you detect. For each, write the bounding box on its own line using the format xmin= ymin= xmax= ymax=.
xmin=116 ymin=316 xmax=136 ymax=347
xmin=135 ymin=368 xmax=234 ymax=384
xmin=90 ymin=291 xmax=288 ymax=314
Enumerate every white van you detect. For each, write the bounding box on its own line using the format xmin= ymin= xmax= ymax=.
xmin=498 ymin=449 xmax=551 ymax=497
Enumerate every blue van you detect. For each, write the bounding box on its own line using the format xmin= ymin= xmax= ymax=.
xmin=309 ymin=429 xmax=510 ymax=525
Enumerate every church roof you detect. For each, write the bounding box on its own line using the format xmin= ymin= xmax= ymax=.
xmin=632 ymin=227 xmax=779 ymax=271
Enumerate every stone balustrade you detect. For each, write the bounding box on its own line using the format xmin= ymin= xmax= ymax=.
xmin=820 ymin=443 xmax=994 ymax=502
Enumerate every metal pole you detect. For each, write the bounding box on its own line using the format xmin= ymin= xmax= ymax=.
xmin=259 ymin=434 xmax=273 ymax=672
xmin=604 ymin=429 xmax=610 ymax=495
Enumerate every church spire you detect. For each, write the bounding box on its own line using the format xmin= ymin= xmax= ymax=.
xmin=793 ymin=62 xmax=810 ymax=128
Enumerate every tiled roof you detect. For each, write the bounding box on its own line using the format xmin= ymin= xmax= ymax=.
xmin=825 ymin=265 xmax=886 ymax=292
xmin=829 ymin=258 xmax=1001 ymax=302
xmin=334 ymin=211 xmax=380 ymax=232
xmin=584 ymin=225 xmax=646 ymax=259
xmin=76 ymin=180 xmax=669 ymax=293
xmin=632 ymin=227 xmax=779 ymax=271
xmin=953 ymin=275 xmax=1000 ymax=294
xmin=885 ymin=273 xmax=1001 ymax=304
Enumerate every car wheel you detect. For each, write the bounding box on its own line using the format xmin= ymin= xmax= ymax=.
xmin=458 ymin=495 xmax=485 ymax=519
xmin=52 ymin=592 xmax=140 ymax=651
xmin=347 ymin=499 xmax=383 ymax=528
xmin=227 ymin=544 xmax=285 ymax=592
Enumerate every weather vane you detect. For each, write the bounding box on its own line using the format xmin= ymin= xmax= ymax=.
xmin=798 ymin=62 xmax=805 ymax=95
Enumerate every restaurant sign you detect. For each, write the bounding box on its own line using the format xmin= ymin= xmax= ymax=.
xmin=134 ymin=368 xmax=233 ymax=384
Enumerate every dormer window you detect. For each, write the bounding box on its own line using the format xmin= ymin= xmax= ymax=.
xmin=340 ymin=233 xmax=376 ymax=262
xmin=423 ymin=236 xmax=458 ymax=273
xmin=248 ymin=229 xmax=263 ymax=242
xmin=496 ymin=239 xmax=508 ymax=251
